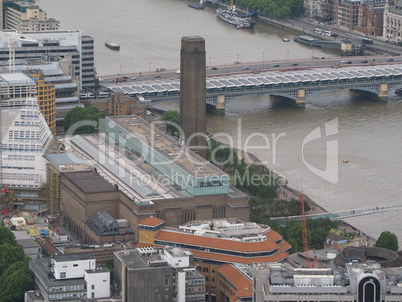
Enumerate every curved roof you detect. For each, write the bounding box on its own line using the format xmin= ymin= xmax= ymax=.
xmin=155 ymin=229 xmax=280 ymax=253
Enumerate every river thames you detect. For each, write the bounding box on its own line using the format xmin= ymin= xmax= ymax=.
xmin=39 ymin=0 xmax=402 ymax=246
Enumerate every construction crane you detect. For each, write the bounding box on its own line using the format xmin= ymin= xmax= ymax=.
xmin=0 ymin=31 xmax=42 ymax=72
xmin=312 ymin=250 xmax=317 ymax=268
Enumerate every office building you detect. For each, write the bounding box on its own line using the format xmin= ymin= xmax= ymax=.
xmin=0 ymin=29 xmax=94 ymax=89
xmin=114 ymin=246 xmax=205 ymax=302
xmin=13 ymin=56 xmax=83 ymax=127
xmin=4 ymin=2 xmax=59 ymax=32
xmin=57 ymin=115 xmax=248 ymax=243
xmin=253 ymin=261 xmax=402 ymax=302
xmin=137 ymin=218 xmax=290 ymax=301
xmin=180 ymin=36 xmax=207 ymax=158
xmin=336 ymin=0 xmax=361 ymax=29
xmin=29 ymin=253 xmax=110 ymax=301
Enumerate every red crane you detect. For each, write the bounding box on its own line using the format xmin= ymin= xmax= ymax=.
xmin=300 ymin=193 xmax=309 ymax=268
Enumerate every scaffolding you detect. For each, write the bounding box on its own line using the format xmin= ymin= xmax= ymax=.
xmin=46 ymin=163 xmax=60 ymax=219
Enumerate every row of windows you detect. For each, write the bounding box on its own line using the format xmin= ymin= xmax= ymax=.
xmin=2 ymin=166 xmax=34 ymax=170
xmin=49 ymin=284 xmax=86 ymax=292
xmin=2 ymin=172 xmax=43 ymax=181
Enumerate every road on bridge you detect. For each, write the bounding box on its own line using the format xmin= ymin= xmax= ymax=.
xmin=98 ymin=55 xmax=401 ymax=84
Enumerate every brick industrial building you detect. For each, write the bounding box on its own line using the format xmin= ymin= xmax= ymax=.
xmin=58 ymin=115 xmax=249 ymax=243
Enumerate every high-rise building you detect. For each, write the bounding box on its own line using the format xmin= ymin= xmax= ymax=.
xmin=0 ymin=30 xmax=95 ymax=89
xmin=0 ymin=72 xmax=53 ymax=210
xmin=4 ymin=3 xmax=59 ymax=32
xmin=180 ymin=36 xmax=207 ymax=158
xmin=13 ymin=56 xmax=83 ymax=127
xmin=26 ymin=67 xmax=56 ymax=136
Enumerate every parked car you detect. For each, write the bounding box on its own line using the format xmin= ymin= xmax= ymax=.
xmin=360 ymin=60 xmax=368 ymax=63
xmin=273 ymin=64 xmax=280 ymax=67
xmin=331 ymin=33 xmax=338 ymax=37
xmin=387 ymin=58 xmax=394 ymax=62
xmin=211 ymin=67 xmax=218 ymax=70
xmin=243 ymin=66 xmax=250 ymax=70
xmin=131 ymin=76 xmax=137 ymax=80
xmin=154 ymin=75 xmax=161 ymax=78
xmin=122 ymin=76 xmax=128 ymax=80
xmin=291 ymin=63 xmax=299 ymax=66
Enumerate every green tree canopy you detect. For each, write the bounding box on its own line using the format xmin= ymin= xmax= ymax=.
xmin=63 ymin=106 xmax=107 ymax=134
xmin=375 ymin=231 xmax=399 ymax=251
xmin=0 ymin=243 xmax=28 ymax=276
xmin=0 ymin=261 xmax=33 ymax=302
xmin=0 ymin=226 xmax=17 ymax=246
xmin=162 ymin=110 xmax=180 ymax=136
xmin=227 ymin=0 xmax=304 ymax=19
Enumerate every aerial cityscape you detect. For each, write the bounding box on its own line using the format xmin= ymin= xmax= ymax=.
xmin=1 ymin=0 xmax=402 ymax=301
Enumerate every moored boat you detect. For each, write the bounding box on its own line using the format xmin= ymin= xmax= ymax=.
xmin=189 ymin=0 xmax=204 ymax=9
xmin=105 ymin=41 xmax=120 ymax=50
xmin=216 ymin=0 xmax=256 ymax=29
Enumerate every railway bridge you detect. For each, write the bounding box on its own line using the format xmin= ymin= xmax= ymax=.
xmin=104 ymin=64 xmax=402 ymax=113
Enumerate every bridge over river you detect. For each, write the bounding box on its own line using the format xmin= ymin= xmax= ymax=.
xmin=103 ymin=64 xmax=402 ymax=113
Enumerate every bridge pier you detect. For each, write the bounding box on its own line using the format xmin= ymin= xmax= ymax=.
xmin=215 ymin=95 xmax=226 ymax=114
xmin=296 ymin=89 xmax=306 ymax=108
xmin=378 ymin=83 xmax=389 ymax=102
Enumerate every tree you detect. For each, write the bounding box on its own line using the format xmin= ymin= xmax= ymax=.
xmin=375 ymin=231 xmax=399 ymax=251
xmin=94 ymin=67 xmax=101 ymax=92
xmin=0 ymin=261 xmax=33 ymax=302
xmin=107 ymin=259 xmax=114 ymax=284
xmin=63 ymin=106 xmax=107 ymax=134
xmin=162 ymin=110 xmax=180 ymax=136
xmin=0 ymin=226 xmax=17 ymax=246
xmin=0 ymin=243 xmax=28 ymax=276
